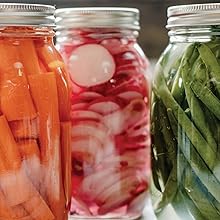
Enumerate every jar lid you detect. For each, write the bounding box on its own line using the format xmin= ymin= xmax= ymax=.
xmin=167 ymin=3 xmax=220 ymax=28
xmin=0 ymin=3 xmax=55 ymax=26
xmin=56 ymin=7 xmax=140 ymax=30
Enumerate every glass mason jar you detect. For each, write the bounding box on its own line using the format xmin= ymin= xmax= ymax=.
xmin=151 ymin=3 xmax=220 ymax=220
xmin=0 ymin=3 xmax=70 ymax=220
xmin=56 ymin=7 xmax=152 ymax=219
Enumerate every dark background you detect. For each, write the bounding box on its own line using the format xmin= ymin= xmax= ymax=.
xmin=1 ymin=0 xmax=219 ymax=58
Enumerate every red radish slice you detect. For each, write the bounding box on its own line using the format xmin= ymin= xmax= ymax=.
xmin=98 ymin=192 xmax=131 ymax=215
xmin=101 ymin=38 xmax=130 ymax=55
xmin=103 ymin=110 xmax=124 ymax=135
xmin=81 ymin=167 xmax=117 ymax=197
xmin=123 ymin=99 xmax=147 ymax=129
xmin=71 ymin=121 xmax=108 ymax=142
xmin=71 ymin=120 xmax=115 ymax=156
xmin=79 ymin=91 xmax=103 ymax=99
xmin=71 ymin=103 xmax=88 ymax=111
xmin=68 ymin=44 xmax=116 ymax=87
xmin=71 ymin=136 xmax=103 ymax=164
xmin=88 ymin=100 xmax=120 ymax=115
xmin=91 ymin=168 xmax=137 ymax=201
xmin=71 ymin=110 xmax=102 ymax=121
xmin=96 ymin=175 xmax=140 ymax=205
xmin=117 ymin=91 xmax=143 ymax=101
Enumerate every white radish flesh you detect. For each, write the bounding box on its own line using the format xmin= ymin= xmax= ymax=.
xmin=103 ymin=110 xmax=124 ymax=135
xmin=88 ymin=100 xmax=120 ymax=115
xmin=79 ymin=91 xmax=103 ymax=99
xmin=71 ymin=110 xmax=102 ymax=121
xmin=117 ymin=91 xmax=143 ymax=101
xmin=71 ymin=121 xmax=108 ymax=142
xmin=68 ymin=44 xmax=116 ymax=87
xmin=71 ymin=136 xmax=103 ymax=164
xmin=71 ymin=103 xmax=88 ymax=111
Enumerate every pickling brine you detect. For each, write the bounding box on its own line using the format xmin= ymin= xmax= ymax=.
xmin=0 ymin=3 xmax=70 ymax=220
xmin=56 ymin=7 xmax=152 ymax=220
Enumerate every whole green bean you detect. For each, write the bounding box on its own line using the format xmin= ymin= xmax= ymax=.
xmin=197 ymin=43 xmax=220 ymax=95
xmin=180 ymin=44 xmax=217 ymax=152
xmin=191 ymin=80 xmax=220 ymax=120
xmin=153 ymin=66 xmax=220 ymax=179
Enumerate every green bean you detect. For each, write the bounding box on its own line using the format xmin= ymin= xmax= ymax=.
xmin=197 ymin=43 xmax=220 ymax=95
xmin=171 ymin=59 xmax=185 ymax=105
xmin=178 ymin=129 xmax=220 ymax=204
xmin=183 ymin=167 xmax=220 ymax=219
xmin=180 ymin=187 xmax=206 ymax=220
xmin=153 ymin=67 xmax=219 ymax=173
xmin=155 ymin=164 xmax=177 ymax=213
xmin=191 ymin=80 xmax=220 ymax=120
xmin=180 ymin=44 xmax=217 ymax=152
xmin=151 ymin=99 xmax=170 ymax=184
xmin=159 ymin=102 xmax=177 ymax=163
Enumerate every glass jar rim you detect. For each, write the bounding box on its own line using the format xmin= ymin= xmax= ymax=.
xmin=167 ymin=3 xmax=220 ymax=28
xmin=55 ymin=7 xmax=140 ymax=31
xmin=0 ymin=3 xmax=55 ymax=27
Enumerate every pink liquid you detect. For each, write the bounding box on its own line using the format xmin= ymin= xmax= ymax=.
xmin=59 ymin=29 xmax=151 ymax=219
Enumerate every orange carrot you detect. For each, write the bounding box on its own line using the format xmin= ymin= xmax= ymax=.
xmin=28 ymin=73 xmax=66 ymax=219
xmin=18 ymin=39 xmax=41 ymax=75
xmin=0 ymin=180 xmax=12 ymax=218
xmin=9 ymin=118 xmax=39 ymax=140
xmin=0 ymin=115 xmax=21 ymax=171
xmin=18 ymin=140 xmax=40 ymax=160
xmin=0 ymin=41 xmax=37 ymax=121
xmin=36 ymin=43 xmax=70 ymax=121
xmin=18 ymin=140 xmax=41 ymax=190
xmin=60 ymin=122 xmax=71 ymax=208
xmin=0 ymin=115 xmax=54 ymax=220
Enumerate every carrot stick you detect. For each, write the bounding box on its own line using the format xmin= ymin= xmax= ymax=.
xmin=18 ymin=140 xmax=40 ymax=159
xmin=18 ymin=39 xmax=41 ymax=75
xmin=0 ymin=115 xmax=21 ymax=171
xmin=0 ymin=41 xmax=37 ymax=121
xmin=0 ymin=184 xmax=12 ymax=218
xmin=9 ymin=118 xmax=39 ymax=140
xmin=0 ymin=115 xmax=54 ymax=220
xmin=60 ymin=122 xmax=71 ymax=208
xmin=18 ymin=140 xmax=41 ymax=190
xmin=28 ymin=73 xmax=66 ymax=219
xmin=36 ymin=43 xmax=70 ymax=121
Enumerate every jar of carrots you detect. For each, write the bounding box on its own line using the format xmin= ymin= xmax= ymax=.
xmin=0 ymin=3 xmax=70 ymax=220
xmin=56 ymin=7 xmax=152 ymax=219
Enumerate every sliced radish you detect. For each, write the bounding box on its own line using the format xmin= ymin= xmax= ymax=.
xmin=91 ymin=168 xmax=137 ymax=201
xmin=96 ymin=174 xmax=140 ymax=205
xmin=123 ymin=99 xmax=147 ymax=129
xmin=79 ymin=91 xmax=104 ymax=100
xmin=117 ymin=91 xmax=143 ymax=101
xmin=68 ymin=44 xmax=116 ymax=87
xmin=71 ymin=103 xmax=88 ymax=111
xmin=98 ymin=192 xmax=131 ymax=215
xmin=88 ymin=98 xmax=120 ymax=115
xmin=81 ymin=167 xmax=117 ymax=198
xmin=71 ymin=120 xmax=109 ymax=142
xmin=101 ymin=38 xmax=129 ymax=55
xmin=71 ymin=136 xmax=103 ymax=164
xmin=71 ymin=110 xmax=102 ymax=122
xmin=103 ymin=110 xmax=124 ymax=135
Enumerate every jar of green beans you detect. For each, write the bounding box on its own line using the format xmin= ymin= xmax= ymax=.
xmin=151 ymin=3 xmax=220 ymax=220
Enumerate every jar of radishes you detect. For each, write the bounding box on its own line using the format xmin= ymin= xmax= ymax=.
xmin=56 ymin=7 xmax=152 ymax=219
